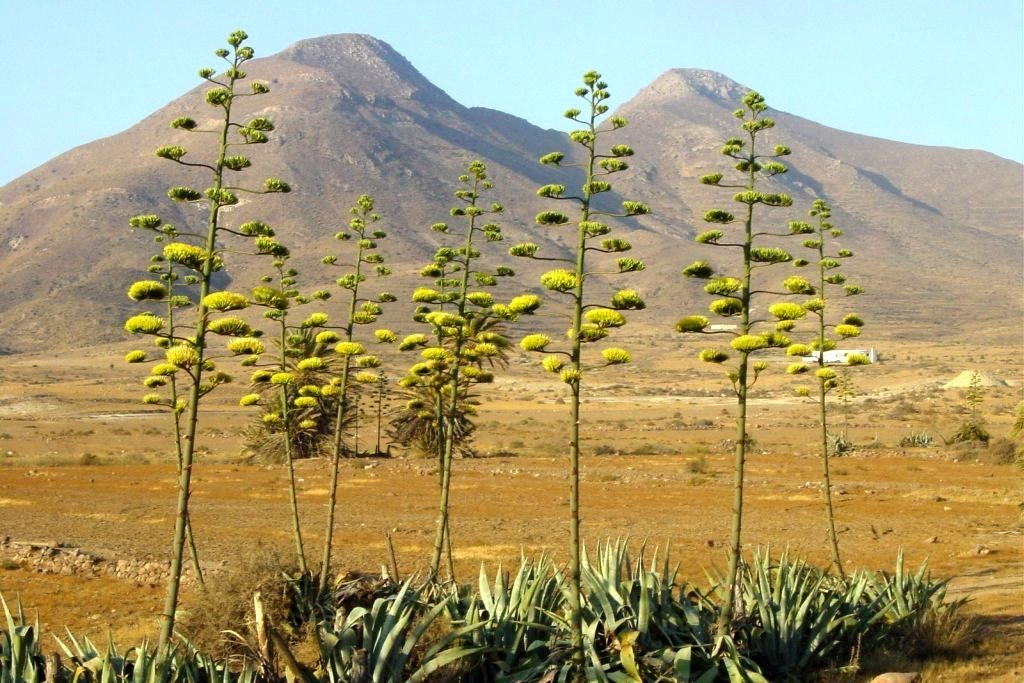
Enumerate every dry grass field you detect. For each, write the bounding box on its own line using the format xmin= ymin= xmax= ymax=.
xmin=0 ymin=332 xmax=1020 ymax=680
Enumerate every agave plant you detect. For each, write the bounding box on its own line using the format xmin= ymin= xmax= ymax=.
xmin=442 ymin=555 xmax=565 ymax=682
xmin=576 ymin=540 xmax=757 ymax=683
xmin=898 ymin=432 xmax=934 ymax=448
xmin=55 ymin=629 xmax=261 ymax=683
xmin=316 ymin=577 xmax=484 ymax=683
xmin=864 ymin=548 xmax=969 ymax=640
xmin=732 ymin=550 xmax=890 ymax=681
xmin=0 ymin=595 xmax=43 ymax=683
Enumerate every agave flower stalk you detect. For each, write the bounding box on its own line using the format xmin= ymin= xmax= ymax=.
xmin=786 ymin=199 xmax=866 ymax=578
xmin=318 ymin=193 xmax=395 ymax=593
xmin=124 ymin=31 xmax=290 ymax=646
xmin=244 ymin=252 xmax=317 ymax=575
xmin=674 ymin=91 xmax=805 ymax=635
xmin=128 ymin=248 xmax=205 ymax=589
xmin=396 ymin=161 xmax=515 ymax=582
xmin=508 ymin=71 xmax=649 ymax=679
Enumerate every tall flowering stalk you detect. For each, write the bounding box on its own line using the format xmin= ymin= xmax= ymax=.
xmin=674 ymin=91 xmax=807 ymax=635
xmin=785 ymin=199 xmax=866 ymax=578
xmin=126 ymin=255 xmax=205 ymax=590
xmin=124 ymin=31 xmax=290 ymax=646
xmin=318 ymin=193 xmax=395 ymax=593
xmin=397 ymin=160 xmax=516 ymax=582
xmin=242 ymin=251 xmax=327 ymax=576
xmin=508 ymin=71 xmax=648 ymax=679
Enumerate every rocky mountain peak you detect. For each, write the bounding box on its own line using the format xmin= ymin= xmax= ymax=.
xmin=638 ymin=68 xmax=749 ymax=105
xmin=278 ymin=33 xmax=451 ymax=105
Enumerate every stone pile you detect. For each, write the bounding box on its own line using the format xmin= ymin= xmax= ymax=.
xmin=0 ymin=536 xmax=206 ymax=586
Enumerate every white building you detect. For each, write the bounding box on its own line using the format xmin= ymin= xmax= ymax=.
xmin=802 ymin=348 xmax=878 ymax=364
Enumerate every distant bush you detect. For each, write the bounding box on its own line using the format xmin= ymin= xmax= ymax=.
xmin=76 ymin=452 xmax=100 ymax=466
xmin=948 ymin=421 xmax=990 ymax=444
xmin=484 ymin=447 xmax=520 ymax=458
xmin=687 ymin=454 xmax=709 ymax=474
xmin=888 ymin=401 xmax=920 ymax=420
xmin=981 ymin=437 xmax=1017 ymax=465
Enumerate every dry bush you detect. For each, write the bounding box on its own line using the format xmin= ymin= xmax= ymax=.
xmin=899 ymin=610 xmax=980 ymax=661
xmin=944 ymin=441 xmax=987 ymax=461
xmin=77 ymin=452 xmax=100 ymax=466
xmin=888 ymin=402 xmax=920 ymax=420
xmin=844 ymin=608 xmax=979 ymax=681
xmin=686 ymin=454 xmax=709 ymax=474
xmin=980 ymin=437 xmax=1019 ymax=465
xmin=178 ymin=544 xmax=302 ymax=657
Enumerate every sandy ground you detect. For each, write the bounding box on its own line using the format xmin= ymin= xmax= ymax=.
xmin=0 ymin=337 xmax=1021 ymax=680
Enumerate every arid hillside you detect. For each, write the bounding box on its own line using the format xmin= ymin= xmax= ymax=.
xmin=0 ymin=34 xmax=1020 ymax=354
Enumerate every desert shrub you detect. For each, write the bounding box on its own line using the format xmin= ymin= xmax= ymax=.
xmin=686 ymin=454 xmax=709 ymax=474
xmin=1011 ymin=401 xmax=1024 ymax=437
xmin=76 ymin=452 xmax=100 ymax=466
xmin=944 ymin=440 xmax=987 ymax=461
xmin=887 ymin=401 xmax=920 ymax=420
xmin=628 ymin=442 xmax=676 ymax=456
xmin=483 ymin=447 xmax=520 ymax=458
xmin=948 ymin=420 xmax=990 ymax=444
xmin=894 ymin=608 xmax=978 ymax=662
xmin=178 ymin=545 xmax=306 ymax=657
xmin=980 ymin=437 xmax=1018 ymax=465
xmin=240 ymin=421 xmax=332 ymax=464
xmin=593 ymin=443 xmax=616 ymax=456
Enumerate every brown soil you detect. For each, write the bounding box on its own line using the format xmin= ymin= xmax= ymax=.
xmin=0 ymin=338 xmax=1021 ymax=680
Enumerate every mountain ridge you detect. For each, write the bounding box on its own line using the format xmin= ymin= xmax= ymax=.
xmin=0 ymin=33 xmax=1019 ymax=354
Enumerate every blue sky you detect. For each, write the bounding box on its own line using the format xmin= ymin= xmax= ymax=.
xmin=2 ymin=0 xmax=1021 ymax=186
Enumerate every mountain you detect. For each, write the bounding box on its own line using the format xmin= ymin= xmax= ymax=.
xmin=0 ymin=35 xmax=1020 ymax=354
xmin=610 ymin=68 xmax=1023 ymax=334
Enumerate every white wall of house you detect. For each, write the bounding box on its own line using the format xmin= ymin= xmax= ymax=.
xmin=802 ymin=348 xmax=878 ymax=364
